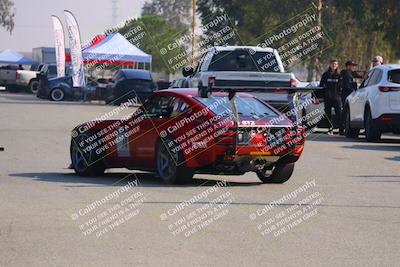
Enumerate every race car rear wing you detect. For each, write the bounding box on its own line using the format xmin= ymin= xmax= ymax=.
xmin=198 ymin=85 xmax=323 ymax=98
xmin=197 ymin=85 xmax=323 ymax=156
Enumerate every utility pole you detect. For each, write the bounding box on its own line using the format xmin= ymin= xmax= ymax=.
xmin=111 ymin=0 xmax=118 ymax=26
xmin=191 ymin=0 xmax=196 ymax=67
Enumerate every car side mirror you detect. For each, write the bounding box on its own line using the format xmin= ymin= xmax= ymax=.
xmin=182 ymin=66 xmax=194 ymax=77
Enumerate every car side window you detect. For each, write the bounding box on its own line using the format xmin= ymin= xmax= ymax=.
xmin=362 ymin=70 xmax=375 ymax=87
xmin=367 ymin=69 xmax=381 ymax=86
xmin=145 ymin=96 xmax=175 ymax=118
xmin=373 ymin=69 xmax=383 ymax=84
xmin=170 ymin=97 xmax=189 ymax=118
xmin=194 ymin=53 xmax=206 ymax=74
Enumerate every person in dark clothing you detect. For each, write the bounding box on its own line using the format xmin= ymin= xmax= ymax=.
xmin=340 ymin=60 xmax=362 ymax=103
xmin=319 ymin=59 xmax=341 ymax=134
xmin=338 ymin=60 xmax=363 ymax=134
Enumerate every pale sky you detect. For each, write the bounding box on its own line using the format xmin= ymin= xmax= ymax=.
xmin=0 ymin=0 xmax=146 ymax=53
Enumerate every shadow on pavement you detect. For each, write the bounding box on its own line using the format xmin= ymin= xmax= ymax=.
xmin=311 ymin=133 xmax=400 ymax=144
xmin=309 ymin=134 xmax=359 ymax=143
xmin=352 ymin=175 xmax=400 ymax=178
xmin=9 ymin=171 xmax=261 ymax=187
xmin=385 ymin=156 xmax=400 ymax=161
xmin=351 ymin=174 xmax=400 ymax=183
xmin=342 ymin=144 xmax=400 ymax=152
xmin=0 ymin=92 xmax=106 ymax=106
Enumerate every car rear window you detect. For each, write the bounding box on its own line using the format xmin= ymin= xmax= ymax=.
xmin=48 ymin=65 xmax=57 ymax=76
xmin=388 ymin=70 xmax=400 ymax=84
xmin=123 ymin=79 xmax=156 ymax=92
xmin=195 ymin=96 xmax=278 ymax=118
xmin=208 ymin=50 xmax=280 ymax=72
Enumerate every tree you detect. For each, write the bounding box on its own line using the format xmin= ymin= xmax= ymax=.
xmin=0 ymin=0 xmax=15 ymax=34
xmin=142 ymin=0 xmax=192 ymax=31
xmin=196 ymin=0 xmax=400 ymax=80
xmin=105 ymin=16 xmax=185 ymax=74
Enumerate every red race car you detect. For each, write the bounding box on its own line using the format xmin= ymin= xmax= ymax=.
xmin=70 ymin=88 xmax=306 ymax=184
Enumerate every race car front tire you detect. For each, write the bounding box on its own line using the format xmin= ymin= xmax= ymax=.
xmin=70 ymin=132 xmax=106 ymax=176
xmin=257 ymin=162 xmax=295 ymax=184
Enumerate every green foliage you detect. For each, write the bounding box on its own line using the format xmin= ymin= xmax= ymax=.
xmin=105 ymin=16 xmax=184 ymax=74
xmin=0 ymin=0 xmax=15 ymax=34
xmin=142 ymin=0 xmax=192 ymax=31
xmin=197 ymin=0 xmax=400 ymax=74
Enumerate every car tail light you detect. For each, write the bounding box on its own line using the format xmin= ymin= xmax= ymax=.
xmin=294 ymin=145 xmax=304 ymax=156
xmin=290 ymin=78 xmax=297 ymax=87
xmin=380 ymin=117 xmax=393 ymax=122
xmin=208 ymin=76 xmax=216 ymax=88
xmin=379 ymin=86 xmax=400 ymax=92
xmin=250 ymin=133 xmax=267 ymax=146
xmin=283 ymin=129 xmax=297 ymax=145
xmin=16 ymin=72 xmax=20 ymax=80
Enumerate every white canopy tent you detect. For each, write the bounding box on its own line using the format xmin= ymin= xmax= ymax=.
xmin=82 ymin=33 xmax=152 ymax=70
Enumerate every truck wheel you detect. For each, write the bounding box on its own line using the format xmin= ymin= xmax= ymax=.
xmin=156 ymin=138 xmax=194 ymax=184
xmin=50 ymin=88 xmax=65 ymax=101
xmin=70 ymin=132 xmax=106 ymax=176
xmin=257 ymin=162 xmax=295 ymax=184
xmin=364 ymin=108 xmax=381 ymax=142
xmin=28 ymin=80 xmax=40 ymax=94
xmin=344 ymin=107 xmax=359 ymax=138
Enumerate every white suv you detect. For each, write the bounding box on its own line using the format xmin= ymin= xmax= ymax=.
xmin=344 ymin=64 xmax=400 ymax=141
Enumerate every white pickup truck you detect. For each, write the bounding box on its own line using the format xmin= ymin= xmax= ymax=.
xmin=0 ymin=64 xmax=57 ymax=93
xmin=0 ymin=65 xmax=18 ymax=90
xmin=182 ymin=46 xmax=305 ymax=120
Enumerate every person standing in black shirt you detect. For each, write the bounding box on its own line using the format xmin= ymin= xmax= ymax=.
xmin=338 ymin=60 xmax=363 ymax=134
xmin=340 ymin=60 xmax=362 ymax=103
xmin=319 ymin=59 xmax=341 ymax=135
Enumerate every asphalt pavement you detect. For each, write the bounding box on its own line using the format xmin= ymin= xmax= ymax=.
xmin=0 ymin=92 xmax=399 ymax=267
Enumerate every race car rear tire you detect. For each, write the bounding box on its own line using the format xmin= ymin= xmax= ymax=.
xmin=364 ymin=108 xmax=381 ymax=142
xmin=344 ymin=106 xmax=359 ymax=138
xmin=156 ymin=138 xmax=194 ymax=184
xmin=70 ymin=132 xmax=106 ymax=177
xmin=257 ymin=162 xmax=295 ymax=184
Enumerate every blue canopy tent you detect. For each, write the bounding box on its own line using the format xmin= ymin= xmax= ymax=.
xmin=0 ymin=49 xmax=38 ymax=65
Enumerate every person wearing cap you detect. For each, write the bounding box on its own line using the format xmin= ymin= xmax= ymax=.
xmin=372 ymin=56 xmax=383 ymax=68
xmin=338 ymin=60 xmax=363 ymax=134
xmin=319 ymin=59 xmax=341 ymax=134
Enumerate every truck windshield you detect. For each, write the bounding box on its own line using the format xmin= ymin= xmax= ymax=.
xmin=195 ymin=96 xmax=278 ymax=118
xmin=208 ymin=50 xmax=280 ymax=72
